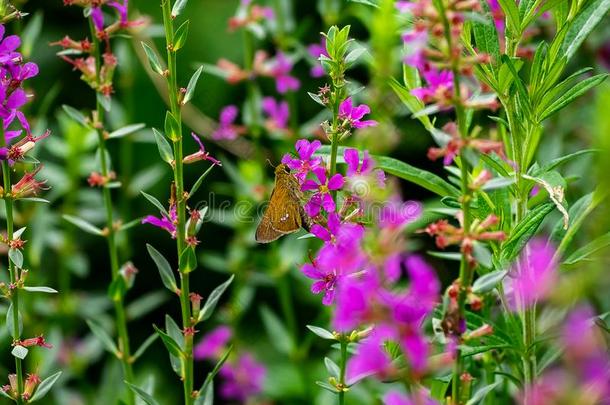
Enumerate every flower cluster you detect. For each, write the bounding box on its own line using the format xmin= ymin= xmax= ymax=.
xmin=194 ymin=326 xmax=266 ymax=401
xmin=52 ymin=0 xmax=143 ymax=96
xmin=398 ymin=0 xmax=497 ymax=110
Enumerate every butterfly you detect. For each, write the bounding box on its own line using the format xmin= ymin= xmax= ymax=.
xmin=255 ymin=163 xmax=311 ymax=243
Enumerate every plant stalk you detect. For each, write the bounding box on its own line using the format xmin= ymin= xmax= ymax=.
xmin=1 ymin=126 xmax=24 ymax=405
xmin=161 ymin=1 xmax=193 ymax=403
xmin=88 ymin=19 xmax=135 ymax=405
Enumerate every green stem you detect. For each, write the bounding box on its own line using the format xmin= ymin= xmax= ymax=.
xmin=1 ymin=127 xmax=24 ymax=404
xmin=161 ymin=1 xmax=193 ymax=403
xmin=88 ymin=20 xmax=135 ymax=405
xmin=338 ymin=339 xmax=348 ymax=405
xmin=437 ymin=1 xmax=473 ymax=402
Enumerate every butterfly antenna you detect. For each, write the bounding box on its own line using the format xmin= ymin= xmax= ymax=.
xmin=266 ymin=159 xmax=276 ymax=168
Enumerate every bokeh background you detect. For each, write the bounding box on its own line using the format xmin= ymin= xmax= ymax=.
xmin=0 ymin=0 xmax=608 ymax=404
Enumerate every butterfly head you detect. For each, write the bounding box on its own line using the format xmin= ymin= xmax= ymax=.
xmin=275 ymin=163 xmax=291 ymax=176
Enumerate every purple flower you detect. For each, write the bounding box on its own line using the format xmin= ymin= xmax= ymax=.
xmin=384 ymin=390 xmax=438 ymax=405
xmin=402 ymin=28 xmax=428 ymax=69
xmin=378 ymin=198 xmax=422 ymax=230
xmin=270 ymin=52 xmax=300 ymax=94
xmin=506 ymin=238 xmax=557 ymax=309
xmin=333 ymin=276 xmax=373 ymax=331
xmin=184 ymin=133 xmax=222 ymax=165
xmin=262 ymin=97 xmax=289 ymax=130
xmin=487 ymin=0 xmax=505 ymax=36
xmin=212 ymin=105 xmax=240 ymax=140
xmin=219 ymin=353 xmax=266 ymax=401
xmin=91 ymin=6 xmax=105 ymax=31
xmin=411 ymin=67 xmax=454 ymax=103
xmin=142 ymin=205 xmax=177 ymax=237
xmin=109 ymin=0 xmax=129 ymax=27
xmin=302 ymin=260 xmax=338 ymax=306
xmin=307 ymin=38 xmax=328 ymax=77
xmin=194 ymin=326 xmax=232 ymax=360
xmin=302 ymin=167 xmax=344 ymax=217
xmin=344 ymin=148 xmax=373 ymax=176
xmin=347 ymin=326 xmax=396 ymax=384
xmin=0 ymin=25 xmax=20 ymax=65
xmin=281 ymin=139 xmax=322 ymax=182
xmin=338 ymin=97 xmax=377 ymax=129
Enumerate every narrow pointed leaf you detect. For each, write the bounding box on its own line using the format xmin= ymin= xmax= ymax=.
xmin=125 ymin=382 xmax=160 ymax=405
xmin=146 ymin=244 xmax=178 ymax=293
xmin=183 ymin=65 xmax=204 ymax=106
xmin=29 ymin=371 xmax=62 ymax=402
xmin=86 ymin=319 xmax=119 ymax=356
xmin=141 ymin=42 xmax=164 ymax=75
xmin=63 ymin=214 xmax=103 ymax=236
xmin=198 ymin=275 xmax=235 ymax=322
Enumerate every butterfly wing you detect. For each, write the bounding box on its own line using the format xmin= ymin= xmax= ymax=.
xmin=255 ymin=170 xmax=303 ymax=243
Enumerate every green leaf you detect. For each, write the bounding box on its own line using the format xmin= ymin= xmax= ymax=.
xmin=306 ymin=325 xmax=336 ymax=340
xmin=96 ymin=93 xmax=111 ymax=112
xmin=472 ymin=270 xmax=508 ymax=293
xmin=108 ymin=123 xmax=146 ymax=139
xmin=152 ymin=324 xmax=184 ymax=358
xmin=171 ymin=0 xmax=189 ymax=17
xmin=87 ymin=319 xmax=119 ymax=356
xmin=146 ymin=244 xmax=178 ymax=293
xmin=179 ymin=247 xmax=197 ymax=274
xmin=173 ymin=20 xmax=189 ymax=51
xmin=324 ymin=357 xmax=340 ymax=378
xmin=472 ymin=0 xmax=500 ymax=63
xmin=164 ymin=315 xmax=184 ymax=377
xmin=62 ymin=105 xmax=89 ymax=127
xmin=497 ymin=0 xmax=521 ymax=34
xmin=183 ymin=65 xmax=203 ymax=106
xmin=164 ymin=111 xmax=181 ymax=142
xmin=125 ymin=382 xmax=160 ymax=405
xmin=537 ymin=74 xmax=608 ymax=122
xmin=133 ymin=333 xmax=160 ymax=361
xmin=23 ymin=286 xmax=58 ymax=293
xmin=6 ymin=303 xmax=22 ymax=339
xmin=141 ymin=191 xmax=169 ymax=217
xmin=141 ymin=42 xmax=164 ymax=75
xmin=389 ymin=78 xmax=433 ymax=131
xmin=198 ymin=345 xmax=233 ymax=399
xmin=564 ymin=231 xmax=610 ymax=265
xmin=534 ymin=149 xmax=598 ymax=175
xmin=348 ymin=0 xmax=379 ymax=7
xmin=376 ymin=155 xmax=460 ymax=197
xmin=63 ymin=214 xmax=103 ymax=236
xmin=29 ymin=371 xmax=62 ymax=402
xmin=152 ymin=128 xmax=174 ymax=165
xmin=466 ymin=382 xmax=501 ymax=405
xmin=189 ymin=164 xmax=216 ymax=198
xmin=198 ymin=275 xmax=235 ymax=322
xmin=501 ymin=203 xmax=554 ymax=261
xmin=561 ymin=0 xmax=610 ymax=60
xmin=11 ymin=345 xmax=28 ymax=360
xmin=260 ymin=306 xmax=294 ymax=355
xmin=9 ymin=248 xmax=23 ymax=268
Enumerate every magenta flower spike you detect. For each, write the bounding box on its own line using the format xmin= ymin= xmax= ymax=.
xmin=219 ymin=353 xmax=266 ymax=401
xmin=212 ymin=105 xmax=240 ymax=140
xmin=302 ymin=167 xmax=344 ymax=216
xmin=142 ymin=205 xmax=177 ymax=237
xmin=262 ymin=97 xmax=289 ymax=130
xmin=194 ymin=326 xmax=232 ymax=360
xmin=270 ymin=52 xmax=300 ymax=94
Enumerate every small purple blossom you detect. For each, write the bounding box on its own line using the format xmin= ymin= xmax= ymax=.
xmin=402 ymin=27 xmax=428 ymax=69
xmin=270 ymin=52 xmax=300 ymax=94
xmin=384 ymin=390 xmax=438 ymax=405
xmin=344 ymin=148 xmax=373 ymax=176
xmin=411 ymin=66 xmax=454 ymax=103
xmin=281 ymin=139 xmax=322 ymax=182
xmin=212 ymin=105 xmax=240 ymax=140
xmin=142 ymin=205 xmax=177 ymax=237
xmin=91 ymin=7 xmax=105 ymax=32
xmin=506 ymin=238 xmax=557 ymax=309
xmin=184 ymin=133 xmax=222 ymax=165
xmin=302 ymin=260 xmax=338 ymax=306
xmin=338 ymin=97 xmax=377 ymax=129
xmin=194 ymin=326 xmax=232 ymax=360
xmin=219 ymin=353 xmax=266 ymax=401
xmin=302 ymin=167 xmax=344 ymax=216
xmin=307 ymin=37 xmax=328 ymax=78
xmin=333 ymin=276 xmax=373 ymax=331
xmin=347 ymin=326 xmax=396 ymax=384
xmin=109 ymin=0 xmax=129 ymax=27
xmin=262 ymin=97 xmax=289 ymax=130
